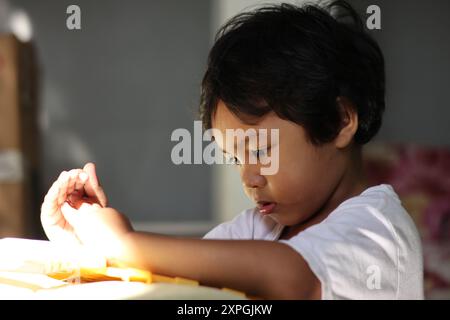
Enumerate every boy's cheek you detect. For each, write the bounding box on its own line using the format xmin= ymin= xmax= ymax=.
xmin=259 ymin=151 xmax=280 ymax=176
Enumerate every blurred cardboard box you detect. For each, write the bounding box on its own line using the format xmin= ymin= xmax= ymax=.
xmin=0 ymin=34 xmax=40 ymax=238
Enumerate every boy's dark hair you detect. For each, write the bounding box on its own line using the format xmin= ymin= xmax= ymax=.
xmin=199 ymin=0 xmax=385 ymax=145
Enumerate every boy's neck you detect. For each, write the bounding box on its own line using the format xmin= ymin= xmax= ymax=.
xmin=279 ymin=147 xmax=368 ymax=240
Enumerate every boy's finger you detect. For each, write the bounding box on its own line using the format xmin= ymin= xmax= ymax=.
xmin=83 ymin=162 xmax=108 ymax=207
xmin=57 ymin=171 xmax=71 ymax=206
xmin=67 ymin=169 xmax=83 ymax=195
xmin=67 ymin=191 xmax=84 ymax=209
xmin=83 ymin=163 xmax=99 ymax=199
xmin=94 ymin=185 xmax=108 ymax=207
xmin=54 ymin=171 xmax=67 ymax=207
xmin=61 ymin=202 xmax=80 ymax=229
xmin=43 ymin=175 xmax=63 ymax=206
xmin=42 ymin=180 xmax=61 ymax=217
xmin=42 ymin=170 xmax=72 ymax=226
xmin=42 ymin=171 xmax=67 ymax=213
xmin=83 ymin=163 xmax=99 ymax=188
xmin=59 ymin=169 xmax=83 ymax=205
xmin=74 ymin=171 xmax=89 ymax=193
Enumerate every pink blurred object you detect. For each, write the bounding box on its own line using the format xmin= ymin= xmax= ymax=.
xmin=363 ymin=144 xmax=450 ymax=299
xmin=391 ymin=146 xmax=450 ymax=198
xmin=424 ymin=197 xmax=450 ymax=242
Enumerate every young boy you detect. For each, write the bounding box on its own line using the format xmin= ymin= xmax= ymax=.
xmin=40 ymin=1 xmax=423 ymax=299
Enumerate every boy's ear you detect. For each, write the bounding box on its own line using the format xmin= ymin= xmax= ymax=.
xmin=334 ymin=96 xmax=358 ymax=149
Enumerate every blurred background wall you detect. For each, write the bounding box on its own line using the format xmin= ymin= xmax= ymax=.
xmin=350 ymin=0 xmax=450 ymax=145
xmin=2 ymin=0 xmax=214 ymax=237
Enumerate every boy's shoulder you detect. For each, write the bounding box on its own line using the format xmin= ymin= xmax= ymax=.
xmin=280 ymin=184 xmax=424 ymax=299
xmin=337 ymin=184 xmax=401 ymax=211
xmin=325 ymin=184 xmax=416 ymax=234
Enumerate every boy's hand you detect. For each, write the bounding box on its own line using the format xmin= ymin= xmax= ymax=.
xmin=41 ymin=169 xmax=87 ymax=245
xmin=41 ymin=166 xmax=133 ymax=258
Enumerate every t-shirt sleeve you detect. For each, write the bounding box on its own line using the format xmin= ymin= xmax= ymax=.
xmin=279 ymin=206 xmax=401 ymax=299
xmin=203 ymin=209 xmax=256 ymax=240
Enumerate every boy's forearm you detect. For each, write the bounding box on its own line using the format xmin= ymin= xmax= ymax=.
xmin=111 ymin=231 xmax=318 ymax=299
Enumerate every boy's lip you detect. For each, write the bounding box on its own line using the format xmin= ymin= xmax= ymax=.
xmin=256 ymin=201 xmax=277 ymax=215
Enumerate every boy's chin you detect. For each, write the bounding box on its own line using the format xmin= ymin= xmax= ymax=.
xmin=265 ymin=212 xmax=288 ymax=226
xmin=266 ymin=210 xmax=306 ymax=227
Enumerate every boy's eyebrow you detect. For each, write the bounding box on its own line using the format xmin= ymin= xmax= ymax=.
xmin=211 ymin=130 xmax=274 ymax=156
xmin=218 ymin=142 xmax=272 ymax=158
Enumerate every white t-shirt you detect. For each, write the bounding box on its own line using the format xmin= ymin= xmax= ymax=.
xmin=203 ymin=184 xmax=424 ymax=300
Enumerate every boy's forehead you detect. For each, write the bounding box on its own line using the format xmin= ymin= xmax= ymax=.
xmin=212 ymin=100 xmax=244 ymax=130
xmin=212 ymin=100 xmax=275 ymax=132
xmin=211 ymin=100 xmax=291 ymax=150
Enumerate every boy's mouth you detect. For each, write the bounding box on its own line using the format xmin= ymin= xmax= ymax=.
xmin=256 ymin=201 xmax=277 ymax=215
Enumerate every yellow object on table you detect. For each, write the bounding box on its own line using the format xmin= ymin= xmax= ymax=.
xmin=0 ymin=238 xmax=247 ymax=300
xmin=47 ymin=265 xmax=200 ymax=287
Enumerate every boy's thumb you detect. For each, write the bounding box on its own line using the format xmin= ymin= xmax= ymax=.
xmin=83 ymin=162 xmax=99 ymax=188
xmin=61 ymin=202 xmax=80 ymax=228
xmin=83 ymin=162 xmax=108 ymax=207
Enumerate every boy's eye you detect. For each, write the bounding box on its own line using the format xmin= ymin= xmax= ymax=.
xmin=230 ymin=156 xmax=241 ymax=165
xmin=251 ymin=148 xmax=268 ymax=160
xmin=224 ymin=154 xmax=241 ymax=165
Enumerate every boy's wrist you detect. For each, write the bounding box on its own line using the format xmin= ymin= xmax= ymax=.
xmin=105 ymin=230 xmax=137 ymax=268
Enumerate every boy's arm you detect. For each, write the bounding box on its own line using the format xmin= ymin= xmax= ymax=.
xmin=115 ymin=231 xmax=321 ymax=299
xmin=41 ymin=168 xmax=320 ymax=300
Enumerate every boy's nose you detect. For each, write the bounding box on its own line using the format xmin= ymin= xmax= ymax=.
xmin=240 ymin=165 xmax=267 ymax=189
